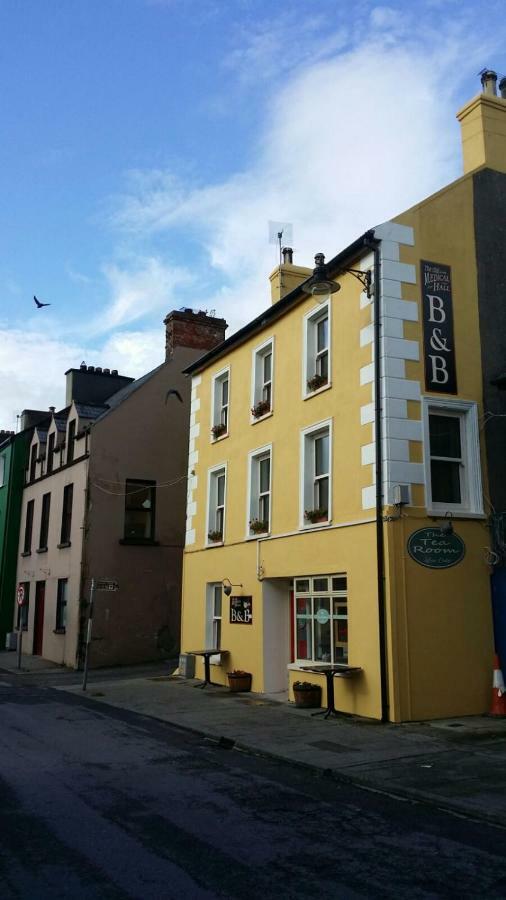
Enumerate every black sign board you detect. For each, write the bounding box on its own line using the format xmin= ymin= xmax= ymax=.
xmin=230 ymin=595 xmax=253 ymax=624
xmin=421 ymin=260 xmax=457 ymax=394
xmin=407 ymin=527 xmax=465 ymax=569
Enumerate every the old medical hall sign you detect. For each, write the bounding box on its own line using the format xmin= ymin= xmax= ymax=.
xmin=421 ymin=260 xmax=457 ymax=394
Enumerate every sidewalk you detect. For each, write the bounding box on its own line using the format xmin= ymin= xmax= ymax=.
xmin=54 ymin=671 xmax=506 ymax=828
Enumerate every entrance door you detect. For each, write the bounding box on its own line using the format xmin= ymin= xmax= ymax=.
xmin=33 ymin=581 xmax=45 ymax=656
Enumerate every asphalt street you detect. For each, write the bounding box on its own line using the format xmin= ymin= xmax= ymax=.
xmin=1 ymin=679 xmax=506 ymax=900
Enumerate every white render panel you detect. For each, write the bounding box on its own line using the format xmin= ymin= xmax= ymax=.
xmin=383 ymin=417 xmax=423 ymax=441
xmin=189 ymin=423 xmax=200 ymax=441
xmin=362 ymin=485 xmax=376 ymax=509
xmin=360 ymin=292 xmax=373 ymax=310
xmin=381 ymin=398 xmax=408 ymax=419
xmin=189 ymin=449 xmax=199 ymax=467
xmin=361 ymin=442 xmax=375 ymax=466
xmin=382 ymin=317 xmax=404 ymax=339
xmin=384 ymin=298 xmax=419 ymax=322
xmin=360 ymin=403 xmax=375 ymax=425
xmin=381 ymin=259 xmax=417 ymax=285
xmin=380 ymin=278 xmax=403 ymax=299
xmin=187 ymin=500 xmax=197 ymax=518
xmin=388 ymin=461 xmax=425 ymax=484
xmin=381 ymin=377 xmax=421 ymax=401
xmin=185 ymin=528 xmax=196 ymax=546
xmin=360 ymin=363 xmax=374 ymax=385
xmin=383 ymin=337 xmax=420 ymax=361
xmin=379 ymin=240 xmax=400 ymax=262
xmin=383 ymin=357 xmax=406 ymax=378
xmin=190 ymin=412 xmax=196 ymax=428
xmin=374 ymin=221 xmax=415 ymax=245
xmin=192 ymin=375 xmax=202 ymax=387
xmin=192 ymin=398 xmax=201 ymax=412
xmin=382 ymin=438 xmax=410 ymax=462
xmin=360 ymin=324 xmax=374 ymax=347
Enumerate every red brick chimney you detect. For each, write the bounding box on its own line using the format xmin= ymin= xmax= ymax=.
xmin=164 ymin=309 xmax=227 ymax=361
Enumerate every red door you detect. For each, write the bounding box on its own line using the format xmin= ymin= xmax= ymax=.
xmin=33 ymin=581 xmax=45 ymax=656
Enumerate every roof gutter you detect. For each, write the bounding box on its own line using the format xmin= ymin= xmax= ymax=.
xmin=183 ymin=230 xmax=375 ymax=376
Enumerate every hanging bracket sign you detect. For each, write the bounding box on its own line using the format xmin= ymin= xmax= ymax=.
xmin=407 ymin=527 xmax=465 ymax=569
xmin=230 ymin=596 xmax=253 ymax=624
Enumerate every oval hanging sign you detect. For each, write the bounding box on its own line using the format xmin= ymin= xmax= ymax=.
xmin=407 ymin=527 xmax=465 ymax=569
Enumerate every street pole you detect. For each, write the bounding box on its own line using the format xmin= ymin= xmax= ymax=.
xmin=82 ymin=577 xmax=95 ymax=691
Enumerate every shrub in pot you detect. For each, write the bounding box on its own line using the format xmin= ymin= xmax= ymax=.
xmin=293 ymin=681 xmax=322 ymax=709
xmin=211 ymin=422 xmax=227 ymax=439
xmin=307 ymin=373 xmax=328 ymax=392
xmin=251 ymin=399 xmax=271 ymax=419
xmin=304 ymin=508 xmax=328 ymax=524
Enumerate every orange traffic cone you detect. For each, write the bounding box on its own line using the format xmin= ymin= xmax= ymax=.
xmin=490 ymin=654 xmax=506 ymax=716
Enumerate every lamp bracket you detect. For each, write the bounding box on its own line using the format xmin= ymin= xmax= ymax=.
xmin=339 ymin=267 xmax=373 ymax=298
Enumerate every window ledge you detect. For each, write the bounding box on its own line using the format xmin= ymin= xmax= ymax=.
xmin=250 ymin=411 xmax=273 ymax=425
xmin=427 ymin=510 xmax=486 ymax=520
xmin=301 ymin=520 xmax=331 ymax=530
xmin=57 ymin=541 xmax=71 ymax=549
xmin=303 ymin=382 xmax=332 ymax=401
xmin=119 ymin=538 xmax=160 ymax=546
xmin=53 ymin=628 xmax=66 ymax=635
xmin=206 ymin=541 xmax=224 ymax=548
xmin=246 ymin=531 xmax=270 ymax=540
xmin=21 ymin=551 xmax=31 ymax=558
xmin=36 ymin=547 xmax=48 ymax=554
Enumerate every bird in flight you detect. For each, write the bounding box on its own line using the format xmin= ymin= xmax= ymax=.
xmin=34 ymin=295 xmax=51 ymax=308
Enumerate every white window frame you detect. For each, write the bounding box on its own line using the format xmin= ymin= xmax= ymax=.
xmin=250 ymin=337 xmax=274 ymax=421
xmin=302 ymin=301 xmax=332 ymax=399
xmin=293 ymin=574 xmax=348 ymax=667
xmin=422 ymin=397 xmax=483 ymax=516
xmin=206 ymin=462 xmax=227 ymax=545
xmin=211 ymin=366 xmax=230 ymax=440
xmin=205 ymin=583 xmax=223 ymax=664
xmin=246 ymin=443 xmax=272 ymax=538
xmin=300 ymin=419 xmax=332 ymax=528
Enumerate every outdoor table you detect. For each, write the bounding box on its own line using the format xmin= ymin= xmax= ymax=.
xmin=300 ymin=665 xmax=362 ymax=719
xmin=188 ymin=649 xmax=229 ymax=688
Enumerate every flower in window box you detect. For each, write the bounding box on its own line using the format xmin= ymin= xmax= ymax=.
xmin=251 ymin=399 xmax=271 ymax=419
xmin=208 ymin=530 xmax=223 ymax=543
xmin=211 ymin=423 xmax=227 ymax=439
xmin=307 ymin=373 xmax=328 ymax=393
xmin=304 ymin=508 xmax=328 ymax=524
xmin=249 ymin=518 xmax=269 ymax=535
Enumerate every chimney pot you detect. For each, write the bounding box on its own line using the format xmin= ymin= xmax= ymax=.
xmin=95 ymin=367 xmax=102 ymax=374
xmin=481 ymin=69 xmax=497 ymax=96
xmin=49 ymin=406 xmax=55 ymax=413
xmin=87 ymin=365 xmax=95 ymax=373
xmin=499 ymin=76 xmax=506 ymax=99
xmin=282 ymin=247 xmax=293 ymax=264
xmin=164 ymin=309 xmax=227 ymax=360
xmin=111 ymin=369 xmax=118 ymax=376
xmin=103 ymin=368 xmax=110 ymax=375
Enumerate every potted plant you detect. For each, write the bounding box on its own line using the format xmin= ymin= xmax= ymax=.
xmin=251 ymin=399 xmax=271 ymax=419
xmin=293 ymin=681 xmax=322 ymax=709
xmin=249 ymin=518 xmax=268 ymax=535
xmin=208 ymin=530 xmax=223 ymax=543
xmin=304 ymin=508 xmax=328 ymax=524
xmin=211 ymin=422 xmax=227 ymax=439
xmin=307 ymin=373 xmax=328 ymax=392
xmin=227 ymin=670 xmax=252 ymax=692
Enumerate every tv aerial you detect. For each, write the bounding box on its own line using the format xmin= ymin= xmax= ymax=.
xmin=268 ymin=220 xmax=294 ymax=266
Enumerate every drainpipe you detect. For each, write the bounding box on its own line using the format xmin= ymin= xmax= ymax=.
xmin=370 ymin=237 xmax=389 ymax=722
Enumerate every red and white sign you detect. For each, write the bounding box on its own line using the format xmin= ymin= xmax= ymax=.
xmin=16 ymin=584 xmax=25 ymax=607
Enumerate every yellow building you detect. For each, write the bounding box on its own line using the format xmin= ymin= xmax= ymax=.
xmin=180 ymin=73 xmax=506 ymax=721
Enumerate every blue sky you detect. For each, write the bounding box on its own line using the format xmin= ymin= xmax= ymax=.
xmin=1 ymin=0 xmax=505 ymax=427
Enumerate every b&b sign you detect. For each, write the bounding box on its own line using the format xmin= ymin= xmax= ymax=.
xmin=421 ymin=260 xmax=457 ymax=394
xmin=230 ymin=596 xmax=253 ymax=624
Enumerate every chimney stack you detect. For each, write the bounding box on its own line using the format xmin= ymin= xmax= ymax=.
xmin=164 ymin=309 xmax=227 ymax=361
xmin=457 ymin=70 xmax=506 ymax=176
xmin=269 ymin=247 xmax=312 ymax=304
xmin=64 ymin=366 xmax=134 ymax=406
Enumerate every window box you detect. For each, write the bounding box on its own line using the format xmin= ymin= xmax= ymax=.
xmin=207 ymin=530 xmax=223 ymax=543
xmin=251 ymin=399 xmax=271 ymax=419
xmin=304 ymin=508 xmax=328 ymax=524
xmin=211 ymin=422 xmax=227 ymax=440
xmin=249 ymin=518 xmax=269 ymax=535
xmin=307 ymin=373 xmax=328 ymax=393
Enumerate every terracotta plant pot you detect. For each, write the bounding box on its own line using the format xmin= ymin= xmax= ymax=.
xmin=228 ymin=671 xmax=252 ymax=692
xmin=293 ymin=683 xmax=322 ymax=709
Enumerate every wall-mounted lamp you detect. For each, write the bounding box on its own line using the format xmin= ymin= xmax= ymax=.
xmin=302 ymin=253 xmax=373 ymax=303
xmin=439 ymin=512 xmax=453 ymax=536
xmin=222 ymin=577 xmax=243 ymax=597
